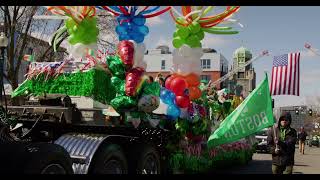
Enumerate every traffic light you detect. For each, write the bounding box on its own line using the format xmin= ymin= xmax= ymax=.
xmin=309 ymin=109 xmax=313 ymax=116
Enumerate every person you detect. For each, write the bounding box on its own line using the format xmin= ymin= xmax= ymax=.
xmin=155 ymin=73 xmax=163 ymax=82
xmin=148 ymin=76 xmax=154 ymax=83
xmin=267 ymin=112 xmax=297 ymax=174
xmin=298 ymin=127 xmax=308 ymax=154
xmin=158 ymin=77 xmax=165 ymax=87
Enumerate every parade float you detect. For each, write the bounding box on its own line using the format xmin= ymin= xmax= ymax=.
xmin=8 ymin=6 xmax=256 ymax=174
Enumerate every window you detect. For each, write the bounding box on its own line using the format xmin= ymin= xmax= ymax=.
xmin=28 ymin=47 xmax=33 ymax=55
xmin=161 ymin=60 xmax=165 ymax=70
xmin=238 ymin=72 xmax=245 ymax=78
xmin=200 ymin=75 xmax=211 ymax=81
xmin=201 ymin=59 xmax=211 ymax=69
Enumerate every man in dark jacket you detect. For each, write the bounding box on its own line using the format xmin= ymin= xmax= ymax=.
xmin=298 ymin=127 xmax=308 ymax=154
xmin=267 ymin=112 xmax=297 ymax=174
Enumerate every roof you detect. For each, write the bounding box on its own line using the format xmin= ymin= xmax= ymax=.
xmin=233 ymin=46 xmax=252 ymax=58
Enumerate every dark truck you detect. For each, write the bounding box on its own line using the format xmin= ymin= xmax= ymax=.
xmin=0 ymin=96 xmax=171 ymax=174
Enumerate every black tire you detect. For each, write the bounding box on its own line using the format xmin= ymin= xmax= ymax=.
xmin=23 ymin=143 xmax=73 ymax=174
xmin=136 ymin=146 xmax=161 ymax=174
xmin=0 ymin=142 xmax=73 ymax=174
xmin=90 ymin=144 xmax=128 ymax=174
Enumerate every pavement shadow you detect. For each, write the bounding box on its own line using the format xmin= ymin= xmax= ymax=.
xmin=294 ymin=164 xmax=309 ymax=167
xmin=293 ymin=172 xmax=304 ymax=174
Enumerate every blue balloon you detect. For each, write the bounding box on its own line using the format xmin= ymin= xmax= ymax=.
xmin=132 ymin=16 xmax=146 ymax=26
xmin=115 ymin=25 xmax=127 ymax=35
xmin=137 ymin=25 xmax=149 ymax=36
xmin=167 ymin=105 xmax=181 ymax=120
xmin=117 ymin=15 xmax=129 ymax=24
xmin=119 ymin=34 xmax=130 ymax=41
xmin=160 ymin=88 xmax=169 ymax=99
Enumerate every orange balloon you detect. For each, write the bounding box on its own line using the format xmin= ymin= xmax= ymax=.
xmin=184 ymin=73 xmax=200 ymax=87
xmin=189 ymin=86 xmax=202 ymax=100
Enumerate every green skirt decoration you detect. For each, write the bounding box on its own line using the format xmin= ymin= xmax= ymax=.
xmin=11 ymin=68 xmax=116 ymax=104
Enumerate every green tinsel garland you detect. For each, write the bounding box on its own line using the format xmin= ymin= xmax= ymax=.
xmin=12 ymin=68 xmax=116 ymax=104
xmin=169 ymin=149 xmax=253 ymax=173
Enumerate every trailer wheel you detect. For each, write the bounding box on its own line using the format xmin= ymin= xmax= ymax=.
xmin=90 ymin=144 xmax=128 ymax=174
xmin=136 ymin=146 xmax=161 ymax=174
xmin=23 ymin=143 xmax=73 ymax=174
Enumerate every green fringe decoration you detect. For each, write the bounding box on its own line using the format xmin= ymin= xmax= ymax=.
xmin=169 ymin=149 xmax=253 ymax=173
xmin=11 ymin=68 xmax=116 ymax=104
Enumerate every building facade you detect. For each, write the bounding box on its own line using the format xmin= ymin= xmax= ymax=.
xmin=228 ymin=47 xmax=256 ymax=97
xmin=144 ymin=46 xmax=229 ymax=89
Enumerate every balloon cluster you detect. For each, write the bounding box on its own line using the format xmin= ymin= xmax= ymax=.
xmin=47 ymin=6 xmax=99 ymax=59
xmin=116 ymin=15 xmax=149 ymax=43
xmin=173 ymin=20 xmax=204 ymax=48
xmin=169 ymin=6 xmax=241 ymax=49
xmin=160 ymin=88 xmax=180 ymax=120
xmin=100 ymin=6 xmax=171 ymax=44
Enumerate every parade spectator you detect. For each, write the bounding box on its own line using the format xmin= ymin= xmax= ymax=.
xmin=155 ymin=73 xmax=163 ymax=82
xmin=158 ymin=77 xmax=165 ymax=87
xmin=148 ymin=76 xmax=154 ymax=83
xmin=267 ymin=112 xmax=297 ymax=174
xmin=298 ymin=127 xmax=308 ymax=154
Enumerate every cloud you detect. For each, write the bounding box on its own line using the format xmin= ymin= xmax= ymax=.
xmin=146 ymin=16 xmax=165 ymax=26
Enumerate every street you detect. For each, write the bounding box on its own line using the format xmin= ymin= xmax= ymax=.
xmin=213 ymin=145 xmax=320 ymax=174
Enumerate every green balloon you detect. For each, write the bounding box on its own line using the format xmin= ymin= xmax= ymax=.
xmin=177 ymin=27 xmax=190 ymax=39
xmin=142 ymin=82 xmax=161 ymax=96
xmin=111 ymin=96 xmax=137 ymax=112
xmin=176 ymin=17 xmax=186 ymax=25
xmin=188 ymin=21 xmax=201 ymax=34
xmin=185 ymin=35 xmax=200 ymax=48
xmin=111 ymin=77 xmax=125 ymax=95
xmin=173 ymin=31 xmax=178 ymax=38
xmin=106 ymin=55 xmax=125 ymax=79
xmin=67 ymin=17 xmax=99 ymax=45
xmin=196 ymin=30 xmax=205 ymax=40
xmin=172 ymin=37 xmax=184 ymax=49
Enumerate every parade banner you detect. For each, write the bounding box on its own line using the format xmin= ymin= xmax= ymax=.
xmin=208 ymin=73 xmax=274 ymax=148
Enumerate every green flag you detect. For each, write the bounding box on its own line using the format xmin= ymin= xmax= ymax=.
xmin=208 ymin=73 xmax=274 ymax=148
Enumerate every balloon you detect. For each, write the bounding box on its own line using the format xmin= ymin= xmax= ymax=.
xmin=170 ymin=77 xmax=187 ymax=96
xmin=153 ymin=99 xmax=168 ymax=115
xmin=142 ymin=82 xmax=161 ymax=96
xmin=188 ymin=21 xmax=201 ymax=34
xmin=106 ymin=55 xmax=126 ymax=78
xmin=138 ymin=95 xmax=160 ymax=113
xmin=110 ymin=95 xmax=137 ymax=112
xmin=196 ymin=30 xmax=205 ymax=40
xmin=167 ymin=105 xmax=181 ymax=120
xmin=137 ymin=25 xmax=149 ymax=36
xmin=111 ymin=76 xmax=126 ymax=95
xmin=132 ymin=16 xmax=146 ymax=26
xmin=172 ymin=37 xmax=184 ymax=49
xmin=177 ymin=27 xmax=190 ymax=39
xmin=188 ymin=86 xmax=202 ymax=100
xmin=160 ymin=88 xmax=175 ymax=105
xmin=117 ymin=40 xmax=135 ymax=69
xmin=184 ymin=73 xmax=200 ymax=87
xmin=66 ymin=17 xmax=99 ymax=45
xmin=125 ymin=67 xmax=145 ymax=96
xmin=175 ymin=95 xmax=190 ymax=108
xmin=165 ymin=76 xmax=175 ymax=90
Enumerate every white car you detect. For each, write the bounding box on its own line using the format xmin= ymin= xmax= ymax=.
xmin=255 ymin=129 xmax=270 ymax=153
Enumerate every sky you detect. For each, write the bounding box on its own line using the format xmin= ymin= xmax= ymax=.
xmin=142 ymin=6 xmax=320 ymax=108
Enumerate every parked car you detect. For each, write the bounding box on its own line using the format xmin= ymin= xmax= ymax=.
xmin=309 ymin=136 xmax=320 ymax=147
xmin=255 ymin=128 xmax=270 ymax=153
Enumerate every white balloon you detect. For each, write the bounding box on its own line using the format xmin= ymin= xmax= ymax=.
xmin=133 ymin=42 xmax=147 ymax=69
xmin=68 ymin=43 xmax=97 ymax=61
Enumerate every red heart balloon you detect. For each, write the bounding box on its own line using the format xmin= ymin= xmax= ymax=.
xmin=170 ymin=77 xmax=187 ymax=96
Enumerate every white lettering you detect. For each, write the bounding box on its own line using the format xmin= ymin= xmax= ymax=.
xmin=253 ymin=114 xmax=261 ymax=127
xmin=260 ymin=111 xmax=268 ymax=124
xmin=238 ymin=119 xmax=246 ymax=134
xmin=246 ymin=117 xmax=254 ymax=130
xmin=230 ymin=125 xmax=239 ymax=136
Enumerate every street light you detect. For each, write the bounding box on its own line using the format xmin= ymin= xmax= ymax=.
xmin=0 ymin=25 xmax=9 ymax=101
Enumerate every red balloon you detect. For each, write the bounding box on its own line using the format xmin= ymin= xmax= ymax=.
xmin=175 ymin=96 xmax=190 ymax=108
xmin=170 ymin=77 xmax=187 ymax=96
xmin=117 ymin=40 xmax=135 ymax=69
xmin=165 ymin=76 xmax=175 ymax=90
xmin=125 ymin=67 xmax=145 ymax=96
xmin=188 ymin=86 xmax=202 ymax=100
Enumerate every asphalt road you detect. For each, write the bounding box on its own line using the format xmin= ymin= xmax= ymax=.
xmin=213 ymin=145 xmax=320 ymax=174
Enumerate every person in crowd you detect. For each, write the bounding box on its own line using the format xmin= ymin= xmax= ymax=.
xmin=298 ymin=126 xmax=308 ymax=155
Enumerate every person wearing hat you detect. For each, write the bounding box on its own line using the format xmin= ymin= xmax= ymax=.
xmin=267 ymin=112 xmax=297 ymax=174
xmin=298 ymin=126 xmax=308 ymax=154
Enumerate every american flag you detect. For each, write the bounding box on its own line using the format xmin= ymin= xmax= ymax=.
xmin=270 ymin=52 xmax=300 ymax=96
